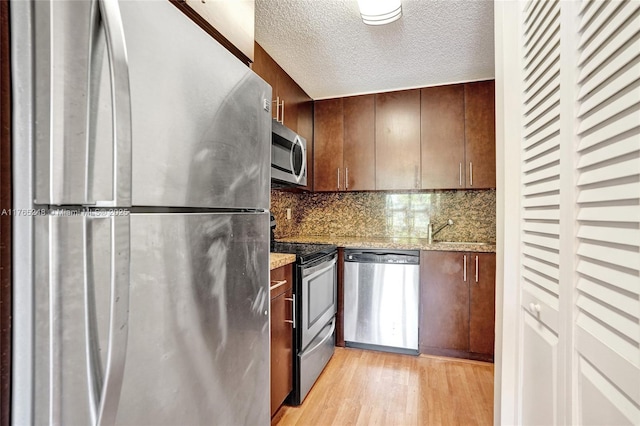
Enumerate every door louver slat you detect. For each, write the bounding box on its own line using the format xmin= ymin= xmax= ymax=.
xmin=575 ymin=1 xmax=640 ymax=421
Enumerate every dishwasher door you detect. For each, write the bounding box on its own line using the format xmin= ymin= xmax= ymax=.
xmin=343 ymin=250 xmax=420 ymax=354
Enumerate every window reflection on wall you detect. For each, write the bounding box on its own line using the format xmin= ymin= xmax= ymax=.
xmin=385 ymin=194 xmax=431 ymax=238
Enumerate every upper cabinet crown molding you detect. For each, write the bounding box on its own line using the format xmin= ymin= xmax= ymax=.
xmin=172 ymin=0 xmax=254 ymax=64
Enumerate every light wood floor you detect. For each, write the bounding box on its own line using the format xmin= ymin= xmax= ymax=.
xmin=272 ymin=347 xmax=494 ymax=426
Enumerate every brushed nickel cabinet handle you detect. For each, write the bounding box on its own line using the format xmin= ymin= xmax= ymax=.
xmin=469 ymin=162 xmax=473 ymax=186
xmin=270 ymin=279 xmax=287 ymax=291
xmin=285 ymin=295 xmax=295 ymax=328
xmin=463 ymin=255 xmax=467 ymax=282
xmin=345 ymin=167 xmax=349 ymax=190
xmin=475 ymin=256 xmax=479 ymax=283
xmin=337 ymin=168 xmax=341 ymax=191
xmin=272 ymin=97 xmax=279 ymax=122
xmin=281 ymin=99 xmax=285 ymax=124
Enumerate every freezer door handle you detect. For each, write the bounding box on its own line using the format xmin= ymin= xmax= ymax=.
xmin=94 ymin=0 xmax=132 ymax=208
xmin=84 ymin=211 xmax=131 ymax=426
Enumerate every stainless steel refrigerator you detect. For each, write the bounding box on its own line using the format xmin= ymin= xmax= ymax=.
xmin=11 ymin=1 xmax=272 ymax=424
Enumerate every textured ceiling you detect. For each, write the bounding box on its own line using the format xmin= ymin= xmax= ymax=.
xmin=255 ymin=0 xmax=495 ymax=100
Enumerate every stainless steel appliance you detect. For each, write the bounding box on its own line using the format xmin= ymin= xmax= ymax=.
xmin=343 ymin=249 xmax=420 ymax=355
xmin=271 ymin=120 xmax=307 ymax=187
xmin=270 ymin=242 xmax=337 ymax=404
xmin=11 ymin=1 xmax=271 ymax=424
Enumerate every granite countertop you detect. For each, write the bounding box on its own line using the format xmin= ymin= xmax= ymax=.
xmin=270 ymin=253 xmax=296 ymax=270
xmin=276 ymin=236 xmax=496 ymax=253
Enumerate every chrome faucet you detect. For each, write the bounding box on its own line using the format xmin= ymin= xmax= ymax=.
xmin=428 ymin=219 xmax=454 ymax=243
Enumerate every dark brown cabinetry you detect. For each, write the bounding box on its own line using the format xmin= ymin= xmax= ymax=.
xmin=420 ymin=251 xmax=496 ymax=361
xmin=375 ymin=89 xmax=422 ymax=190
xmin=314 ymin=95 xmax=376 ymax=192
xmin=464 ymin=81 xmax=496 ymax=189
xmin=469 ymin=253 xmax=496 ymax=355
xmin=270 ymin=264 xmax=294 ymax=416
xmin=343 ymin=95 xmax=376 ymax=191
xmin=421 ymin=81 xmax=495 ymax=189
xmin=421 ymin=84 xmax=466 ymax=189
xmin=312 ymin=82 xmax=494 ymax=192
xmin=314 ymin=98 xmax=344 ymax=191
xmin=252 ymin=43 xmax=314 ymax=191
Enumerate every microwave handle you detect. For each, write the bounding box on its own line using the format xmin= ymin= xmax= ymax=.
xmin=290 ymin=135 xmax=306 ymax=184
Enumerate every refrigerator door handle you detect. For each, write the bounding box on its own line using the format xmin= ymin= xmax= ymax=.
xmin=84 ymin=212 xmax=131 ymax=426
xmin=95 ymin=0 xmax=132 ymax=208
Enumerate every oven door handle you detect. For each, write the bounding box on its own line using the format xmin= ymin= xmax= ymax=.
xmin=303 ymin=257 xmax=337 ymax=280
xmin=304 ymin=319 xmax=336 ymax=356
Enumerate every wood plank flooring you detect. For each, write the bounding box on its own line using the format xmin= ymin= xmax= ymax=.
xmin=272 ymin=347 xmax=494 ymax=426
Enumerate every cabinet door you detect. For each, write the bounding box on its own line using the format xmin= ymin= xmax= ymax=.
xmin=270 ymin=288 xmax=293 ymax=416
xmin=277 ymin=71 xmax=300 ymax=133
xmin=469 ymin=253 xmax=496 ymax=356
xmin=343 ymin=95 xmax=375 ymax=191
xmin=464 ymin=81 xmax=496 ymax=188
xmin=297 ymin=98 xmax=314 ymax=192
xmin=375 ymin=89 xmax=421 ymax=190
xmin=419 ymin=251 xmax=469 ymax=352
xmin=252 ymin=43 xmax=279 ymax=121
xmin=313 ymin=99 xmax=344 ymax=191
xmin=421 ymin=85 xmax=465 ymax=189
xmin=270 ymin=264 xmax=293 ymax=416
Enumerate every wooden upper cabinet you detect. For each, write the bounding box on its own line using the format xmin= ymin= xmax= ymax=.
xmin=469 ymin=253 xmax=496 ymax=356
xmin=421 ymin=85 xmax=465 ymax=189
xmin=252 ymin=42 xmax=311 ymax=135
xmin=252 ymin=43 xmax=314 ymax=190
xmin=297 ymin=99 xmax=314 ymax=192
xmin=277 ymin=72 xmax=301 ymax=132
xmin=464 ymin=81 xmax=496 ymax=189
xmin=314 ymin=99 xmax=344 ymax=191
xmin=252 ymin=43 xmax=279 ymax=95
xmin=343 ymin=95 xmax=376 ymax=191
xmin=375 ymin=90 xmax=421 ymax=190
xmin=178 ymin=0 xmax=255 ymax=64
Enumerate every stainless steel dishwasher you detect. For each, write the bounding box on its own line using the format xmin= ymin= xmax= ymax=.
xmin=343 ymin=249 xmax=420 ymax=355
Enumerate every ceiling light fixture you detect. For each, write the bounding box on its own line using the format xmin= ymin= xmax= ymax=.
xmin=357 ymin=0 xmax=402 ymax=26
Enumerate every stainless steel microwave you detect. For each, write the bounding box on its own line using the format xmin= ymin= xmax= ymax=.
xmin=271 ymin=120 xmax=307 ymax=187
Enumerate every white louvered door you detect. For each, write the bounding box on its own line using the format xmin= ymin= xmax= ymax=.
xmin=575 ymin=0 xmax=640 ymax=423
xmin=519 ymin=1 xmax=562 ymax=424
xmin=510 ymin=0 xmax=640 ymax=424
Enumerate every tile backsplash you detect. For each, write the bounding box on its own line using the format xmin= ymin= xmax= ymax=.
xmin=271 ymin=189 xmax=496 ymax=243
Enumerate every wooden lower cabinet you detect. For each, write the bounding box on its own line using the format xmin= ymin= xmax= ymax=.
xmin=419 ymin=251 xmax=496 ymax=361
xmin=469 ymin=253 xmax=496 ymax=355
xmin=420 ymin=251 xmax=469 ymax=352
xmin=270 ymin=264 xmax=294 ymax=416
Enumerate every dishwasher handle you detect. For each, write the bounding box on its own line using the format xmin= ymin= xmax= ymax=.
xmin=344 ymin=250 xmax=420 ymax=265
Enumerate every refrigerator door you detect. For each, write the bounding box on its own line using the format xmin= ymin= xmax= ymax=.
xmin=34 ymin=211 xmax=269 ymax=425
xmin=33 ymin=211 xmax=130 ymax=425
xmin=34 ymin=0 xmax=271 ymax=209
xmin=121 ymin=1 xmax=271 ymax=210
xmin=116 ymin=212 xmax=269 ymax=425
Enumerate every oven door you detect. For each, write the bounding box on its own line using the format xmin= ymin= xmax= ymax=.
xmin=300 ymin=253 xmax=337 ymax=351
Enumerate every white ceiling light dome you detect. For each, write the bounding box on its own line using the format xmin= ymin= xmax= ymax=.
xmin=357 ymin=0 xmax=402 ymax=26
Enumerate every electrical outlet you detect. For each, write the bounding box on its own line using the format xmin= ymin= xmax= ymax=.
xmin=286 ymin=208 xmax=292 ymax=220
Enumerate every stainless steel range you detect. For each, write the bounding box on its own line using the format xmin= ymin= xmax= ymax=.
xmin=271 ymin=242 xmax=338 ymax=405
